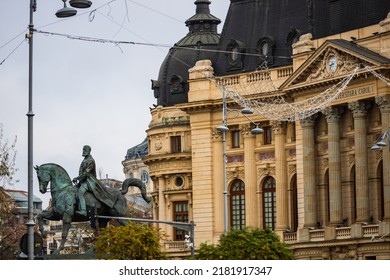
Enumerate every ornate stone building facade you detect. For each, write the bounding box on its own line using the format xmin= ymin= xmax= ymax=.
xmin=144 ymin=1 xmax=390 ymax=259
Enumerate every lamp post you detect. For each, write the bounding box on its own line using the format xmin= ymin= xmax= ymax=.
xmin=216 ymin=89 xmax=263 ymax=234
xmin=26 ymin=0 xmax=92 ymax=260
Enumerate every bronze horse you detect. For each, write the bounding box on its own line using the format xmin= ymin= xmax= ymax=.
xmin=34 ymin=163 xmax=151 ymax=254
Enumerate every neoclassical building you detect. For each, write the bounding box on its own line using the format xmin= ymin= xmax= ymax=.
xmin=143 ymin=0 xmax=390 ymax=259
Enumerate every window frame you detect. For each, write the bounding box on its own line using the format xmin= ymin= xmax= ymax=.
xmin=173 ymin=201 xmax=189 ymax=241
xmin=171 ymin=135 xmax=182 ymax=153
xmin=263 ymin=176 xmax=276 ymax=230
xmin=231 ymin=130 xmax=241 ymax=148
xmin=230 ymin=179 xmax=246 ymax=230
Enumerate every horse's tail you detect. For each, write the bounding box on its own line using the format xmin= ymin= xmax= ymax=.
xmin=121 ymin=178 xmax=151 ymax=203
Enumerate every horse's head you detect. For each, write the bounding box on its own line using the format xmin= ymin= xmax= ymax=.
xmin=34 ymin=165 xmax=51 ymax=194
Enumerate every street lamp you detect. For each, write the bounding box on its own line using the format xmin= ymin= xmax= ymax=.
xmin=216 ymin=89 xmax=263 ymax=235
xmin=370 ymin=127 xmax=390 ymax=151
xmin=26 ymin=0 xmax=92 ymax=260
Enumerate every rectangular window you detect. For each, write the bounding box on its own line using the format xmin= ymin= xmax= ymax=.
xmin=263 ymin=126 xmax=272 ymax=145
xmin=231 ymin=130 xmax=240 ymax=148
xmin=171 ymin=136 xmax=181 ymax=153
xmin=173 ymin=201 xmax=188 ymax=241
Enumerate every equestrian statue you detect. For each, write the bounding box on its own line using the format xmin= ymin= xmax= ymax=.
xmin=34 ymin=145 xmax=151 ymax=254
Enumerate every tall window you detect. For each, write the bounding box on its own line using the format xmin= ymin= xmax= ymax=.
xmin=231 ymin=130 xmax=240 ymax=148
xmin=290 ymin=174 xmax=298 ymax=231
xmin=379 ymin=160 xmax=384 ymax=220
xmin=263 ymin=176 xmax=276 ymax=229
xmin=173 ymin=201 xmax=188 ymax=241
xmin=230 ymin=180 xmax=245 ymax=230
xmin=263 ymin=126 xmax=272 ymax=145
xmin=171 ymin=136 xmax=181 ymax=153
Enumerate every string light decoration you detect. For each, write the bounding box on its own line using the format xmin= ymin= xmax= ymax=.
xmin=365 ymin=65 xmax=390 ymax=86
xmin=213 ymin=65 xmax=363 ymax=122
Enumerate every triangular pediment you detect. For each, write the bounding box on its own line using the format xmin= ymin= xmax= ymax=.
xmin=280 ymin=39 xmax=390 ymax=91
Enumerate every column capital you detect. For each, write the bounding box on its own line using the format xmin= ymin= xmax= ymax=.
xmin=240 ymin=123 xmax=255 ymax=138
xmin=348 ymin=101 xmax=368 ymax=118
xmin=212 ymin=129 xmax=223 ymax=141
xmin=271 ymin=120 xmax=287 ymax=135
xmin=375 ymin=95 xmax=390 ymax=113
xmin=300 ymin=114 xmax=317 ymax=128
xmin=323 ymin=106 xmax=342 ymax=123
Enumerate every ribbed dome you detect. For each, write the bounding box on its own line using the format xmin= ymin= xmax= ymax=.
xmin=151 ymin=0 xmax=221 ymax=107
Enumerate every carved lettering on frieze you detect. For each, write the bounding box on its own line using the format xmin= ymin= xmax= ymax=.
xmin=336 ymin=85 xmax=374 ymax=101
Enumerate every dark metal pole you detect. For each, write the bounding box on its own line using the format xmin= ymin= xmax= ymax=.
xmin=26 ymin=0 xmax=37 ymax=260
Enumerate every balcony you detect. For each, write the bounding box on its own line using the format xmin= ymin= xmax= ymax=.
xmin=283 ymin=224 xmax=380 ymax=243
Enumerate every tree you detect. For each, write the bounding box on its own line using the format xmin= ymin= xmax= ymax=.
xmin=94 ymin=221 xmax=167 ymax=260
xmin=0 ymin=189 xmax=25 ymax=259
xmin=0 ymin=123 xmax=18 ymax=187
xmin=195 ymin=227 xmax=294 ymax=260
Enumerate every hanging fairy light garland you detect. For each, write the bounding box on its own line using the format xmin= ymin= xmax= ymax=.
xmin=212 ymin=64 xmax=382 ymax=122
xmin=365 ymin=65 xmax=390 ymax=86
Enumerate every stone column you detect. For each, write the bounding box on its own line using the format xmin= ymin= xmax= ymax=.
xmin=272 ymin=121 xmax=289 ymax=231
xmin=348 ymin=101 xmax=370 ymax=223
xmin=376 ymin=96 xmax=390 ymax=221
xmin=152 ymin=178 xmax=159 ymax=220
xmin=242 ymin=124 xmax=259 ymax=227
xmin=300 ymin=115 xmax=317 ymax=227
xmin=158 ymin=175 xmax=168 ymax=234
xmin=323 ymin=107 xmax=343 ymax=225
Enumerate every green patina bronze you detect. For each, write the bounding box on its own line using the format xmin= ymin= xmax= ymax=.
xmin=34 ymin=145 xmax=151 ymax=254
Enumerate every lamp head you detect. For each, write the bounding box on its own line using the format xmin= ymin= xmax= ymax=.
xmin=69 ymin=0 xmax=92 ymax=8
xmin=56 ymin=1 xmax=77 ymax=18
xmin=241 ymin=107 xmax=254 ymax=115
xmin=376 ymin=140 xmax=387 ymax=147
xmin=251 ymin=125 xmax=264 ymax=135
xmin=370 ymin=144 xmax=381 ymax=151
xmin=216 ymin=125 xmax=229 ymax=133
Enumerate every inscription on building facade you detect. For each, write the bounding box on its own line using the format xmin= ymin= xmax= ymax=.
xmin=336 ymin=84 xmax=375 ymax=101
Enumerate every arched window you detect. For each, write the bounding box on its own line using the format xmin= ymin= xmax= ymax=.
xmin=257 ymin=36 xmax=275 ymax=66
xmin=263 ymin=176 xmax=276 ymax=229
xmin=230 ymin=179 xmax=245 ymax=230
xmin=225 ymin=39 xmax=246 ymax=71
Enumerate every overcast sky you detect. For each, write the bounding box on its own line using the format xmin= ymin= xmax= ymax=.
xmin=0 ymin=0 xmax=229 ymax=207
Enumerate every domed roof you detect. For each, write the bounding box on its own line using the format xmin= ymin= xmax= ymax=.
xmin=151 ymin=0 xmax=221 ymax=107
xmin=125 ymin=138 xmax=148 ymax=160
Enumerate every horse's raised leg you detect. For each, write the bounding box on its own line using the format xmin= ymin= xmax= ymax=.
xmin=36 ymin=210 xmax=55 ymax=239
xmin=53 ymin=211 xmax=73 ymax=254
